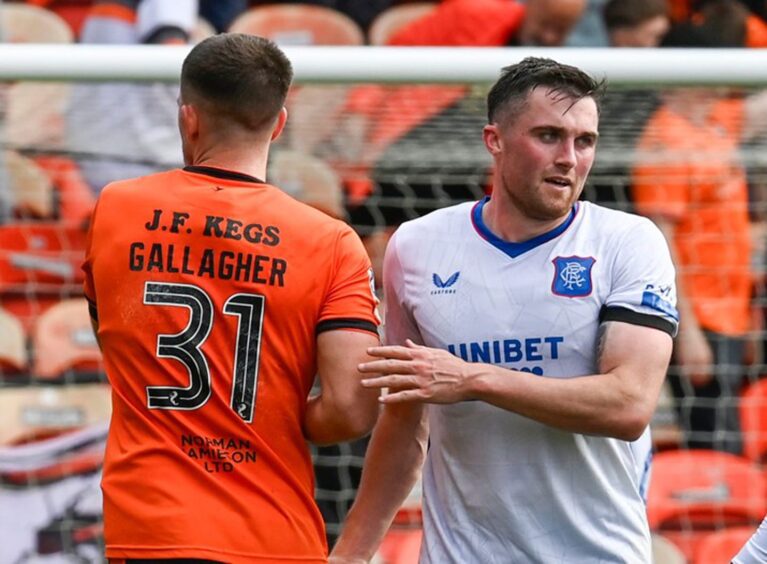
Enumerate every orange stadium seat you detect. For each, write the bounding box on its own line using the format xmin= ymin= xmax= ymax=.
xmin=741 ymin=378 xmax=767 ymax=465
xmin=31 ymin=298 xmax=102 ymax=381
xmin=228 ymin=4 xmax=364 ymax=46
xmin=692 ymin=526 xmax=756 ymax=564
xmin=0 ymin=3 xmax=74 ymax=43
xmin=648 ymin=450 xmax=767 ymax=531
xmin=376 ymin=529 xmax=422 ymax=564
xmin=367 ymin=3 xmax=438 ymax=46
xmin=0 ymin=306 xmax=28 ymax=375
xmin=0 ymin=221 xmax=86 ymax=294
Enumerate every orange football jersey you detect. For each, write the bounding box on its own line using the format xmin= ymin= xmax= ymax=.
xmin=82 ymin=166 xmax=379 ymax=562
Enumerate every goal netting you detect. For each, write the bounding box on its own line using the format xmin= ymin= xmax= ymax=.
xmin=1 ymin=45 xmax=767 ymax=563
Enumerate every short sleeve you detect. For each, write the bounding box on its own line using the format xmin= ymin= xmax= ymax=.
xmin=81 ymin=199 xmax=101 ymax=321
xmin=601 ymin=218 xmax=679 ymax=337
xmin=382 ymin=230 xmax=423 ymax=346
xmin=317 ymin=225 xmax=380 ymax=335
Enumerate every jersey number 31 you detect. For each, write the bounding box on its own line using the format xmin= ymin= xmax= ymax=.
xmin=143 ymin=281 xmax=264 ymax=423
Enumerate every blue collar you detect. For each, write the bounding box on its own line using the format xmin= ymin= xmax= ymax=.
xmin=471 ymin=196 xmax=579 ymax=258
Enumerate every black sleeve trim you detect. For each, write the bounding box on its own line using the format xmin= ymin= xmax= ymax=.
xmin=86 ymin=297 xmax=98 ymax=322
xmin=599 ymin=306 xmax=676 ymax=337
xmin=316 ymin=318 xmax=378 ymax=335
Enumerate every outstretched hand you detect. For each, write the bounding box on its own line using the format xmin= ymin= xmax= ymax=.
xmin=359 ymin=339 xmax=474 ymax=404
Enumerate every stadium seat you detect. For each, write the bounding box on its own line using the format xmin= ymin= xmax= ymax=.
xmin=0 ymin=307 xmax=28 ymax=375
xmin=3 ymin=150 xmax=56 ymax=218
xmin=268 ymin=150 xmax=345 ymax=219
xmin=692 ymin=526 xmax=756 ymax=564
xmin=0 ymin=383 xmax=111 ymax=445
xmin=5 ymin=81 xmax=72 ymax=150
xmin=651 ymin=533 xmax=687 ymax=564
xmin=367 ymin=3 xmax=438 ymax=46
xmin=647 ymin=449 xmax=767 ymax=531
xmin=228 ymin=4 xmax=364 ymax=46
xmin=0 ymin=221 xmax=87 ymax=295
xmin=376 ymin=529 xmax=422 ymax=564
xmin=31 ymin=298 xmax=102 ymax=381
xmin=0 ymin=3 xmax=74 ymax=43
xmin=741 ymin=378 xmax=767 ymax=464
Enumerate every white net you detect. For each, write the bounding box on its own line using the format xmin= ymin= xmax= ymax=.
xmin=1 ymin=65 xmax=767 ymax=562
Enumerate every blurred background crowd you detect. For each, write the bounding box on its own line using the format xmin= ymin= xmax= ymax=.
xmin=2 ymin=0 xmax=767 ymax=562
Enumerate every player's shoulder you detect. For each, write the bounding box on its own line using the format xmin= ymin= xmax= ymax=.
xmin=98 ymin=169 xmax=181 ymax=202
xmin=580 ymin=202 xmax=668 ymax=257
xmin=580 ymin=201 xmax=658 ymax=236
xmin=393 ymin=201 xmax=475 ymax=243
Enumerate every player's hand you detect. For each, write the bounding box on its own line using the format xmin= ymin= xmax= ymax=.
xmin=359 ymin=339 xmax=473 ymax=404
xmin=675 ymin=327 xmax=714 ymax=386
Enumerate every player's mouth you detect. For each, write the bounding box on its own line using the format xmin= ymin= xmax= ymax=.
xmin=544 ymin=176 xmax=572 ymax=189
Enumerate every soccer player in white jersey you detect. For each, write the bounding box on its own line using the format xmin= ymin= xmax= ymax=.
xmin=735 ymin=515 xmax=767 ymax=563
xmin=330 ymin=57 xmax=678 ymax=563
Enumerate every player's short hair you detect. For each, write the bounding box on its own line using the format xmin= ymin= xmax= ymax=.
xmin=180 ymin=33 xmax=293 ymax=132
xmin=486 ymin=57 xmax=606 ymax=124
xmin=603 ymin=0 xmax=668 ymax=32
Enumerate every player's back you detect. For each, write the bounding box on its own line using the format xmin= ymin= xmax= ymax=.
xmin=83 ymin=166 xmax=375 ymax=562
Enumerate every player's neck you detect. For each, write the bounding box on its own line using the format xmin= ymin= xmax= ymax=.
xmin=188 ymin=143 xmax=270 ymax=182
xmin=482 ymin=196 xmax=572 ymax=243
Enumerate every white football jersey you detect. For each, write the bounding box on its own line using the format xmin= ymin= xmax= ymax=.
xmin=734 ymin=515 xmax=767 ymax=564
xmin=383 ymin=198 xmax=678 ymax=563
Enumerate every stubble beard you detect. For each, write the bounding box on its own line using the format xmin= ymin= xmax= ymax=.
xmin=509 ymin=180 xmax=580 ymax=222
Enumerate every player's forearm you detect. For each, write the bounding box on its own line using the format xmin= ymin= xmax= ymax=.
xmin=468 ymin=368 xmax=648 ymax=439
xmin=331 ymin=404 xmax=428 ymax=561
xmin=304 ymin=394 xmax=378 ymax=446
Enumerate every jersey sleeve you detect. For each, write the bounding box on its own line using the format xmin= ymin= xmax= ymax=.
xmin=734 ymin=514 xmax=767 ymax=564
xmin=81 ymin=197 xmax=102 ymax=322
xmin=317 ymin=225 xmax=380 ymax=335
xmin=382 ymin=230 xmax=423 ymax=346
xmin=601 ymin=218 xmax=679 ymax=337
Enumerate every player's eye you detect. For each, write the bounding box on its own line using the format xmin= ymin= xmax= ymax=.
xmin=538 ymin=130 xmax=558 ymax=143
xmin=576 ymin=135 xmax=597 ymax=149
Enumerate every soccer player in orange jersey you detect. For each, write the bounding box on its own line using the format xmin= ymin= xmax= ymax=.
xmin=82 ymin=33 xmax=381 ymax=563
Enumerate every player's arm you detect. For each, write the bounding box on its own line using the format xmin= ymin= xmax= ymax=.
xmin=361 ymin=323 xmax=671 ymax=441
xmin=330 ymin=227 xmax=429 ymax=562
xmin=330 ymin=402 xmax=428 ymax=563
xmin=359 ymin=219 xmax=676 ymax=441
xmin=304 ymin=329 xmax=381 ymax=445
xmin=305 ymin=226 xmax=383 ymax=445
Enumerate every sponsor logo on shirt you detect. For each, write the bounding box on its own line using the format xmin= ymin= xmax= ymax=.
xmin=551 ymin=256 xmax=595 ymax=298
xmin=431 ymin=271 xmax=459 ymax=295
xmin=641 ymin=283 xmax=679 ymax=320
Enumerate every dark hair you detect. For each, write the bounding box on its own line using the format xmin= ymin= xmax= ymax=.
xmin=603 ymin=0 xmax=668 ymax=31
xmin=180 ymin=33 xmax=293 ymax=132
xmin=486 ymin=57 xmax=606 ymax=124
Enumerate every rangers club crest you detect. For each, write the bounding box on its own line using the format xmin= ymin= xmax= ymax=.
xmin=552 ymin=256 xmax=596 ymax=298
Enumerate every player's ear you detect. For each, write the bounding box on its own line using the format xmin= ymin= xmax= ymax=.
xmin=483 ymin=124 xmax=502 ymax=155
xmin=179 ymin=103 xmax=200 ymax=140
xmin=270 ymin=107 xmax=288 ymax=141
